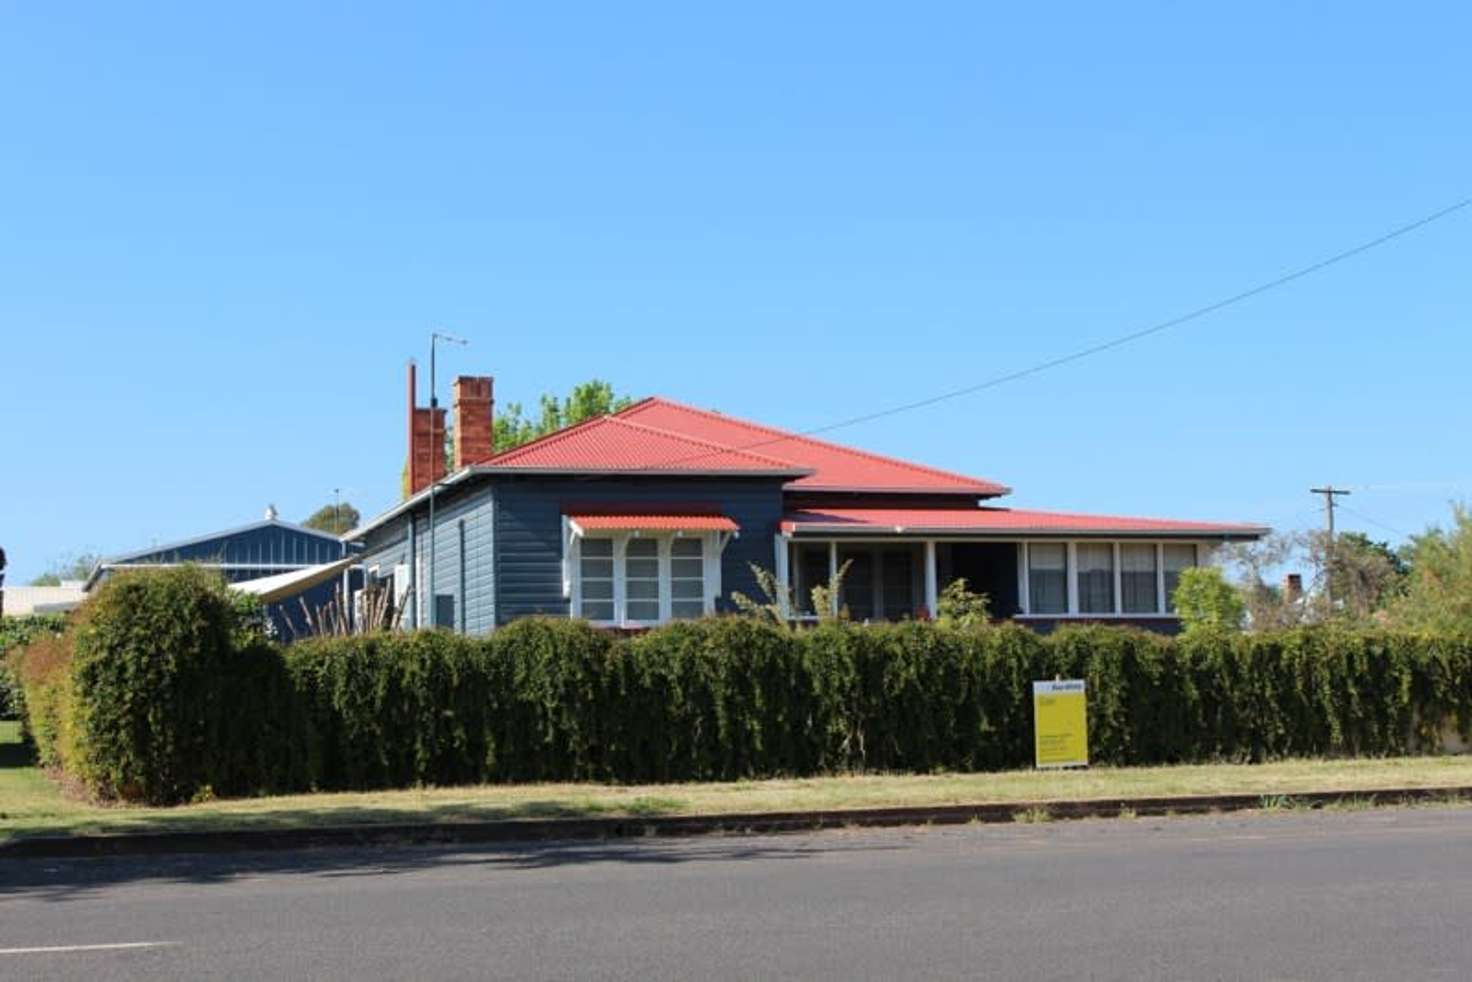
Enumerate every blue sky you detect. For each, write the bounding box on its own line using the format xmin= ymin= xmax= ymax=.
xmin=2 ymin=2 xmax=1468 ymax=582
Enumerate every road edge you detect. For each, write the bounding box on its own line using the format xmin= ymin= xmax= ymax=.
xmin=4 ymin=784 xmax=1470 ymax=859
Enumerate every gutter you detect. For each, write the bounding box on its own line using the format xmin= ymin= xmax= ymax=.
xmin=784 ymin=526 xmax=1271 ymax=540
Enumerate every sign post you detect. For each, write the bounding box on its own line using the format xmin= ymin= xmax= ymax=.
xmin=1033 ymin=679 xmax=1088 ymax=769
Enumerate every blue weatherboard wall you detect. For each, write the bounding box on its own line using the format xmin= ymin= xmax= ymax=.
xmin=492 ymin=475 xmax=787 ymax=625
xmin=356 ymin=484 xmax=496 ymax=635
xmin=353 ymin=473 xmax=788 ymax=632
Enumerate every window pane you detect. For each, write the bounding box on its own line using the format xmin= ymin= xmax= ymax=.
xmin=1028 ymin=543 xmax=1067 ymax=615
xmin=627 ymin=600 xmax=660 ymax=621
xmin=582 ymin=578 xmax=613 ymax=600
xmin=582 ymin=539 xmax=613 ymax=557
xmin=627 ymin=578 xmax=659 ymax=600
xmin=580 ymin=557 xmax=613 ymax=578
xmin=626 ymin=539 xmax=657 ymax=557
xmin=671 ymin=558 xmax=703 ymax=579
xmin=882 ymin=550 xmax=914 ymax=621
xmin=626 ymin=557 xmax=659 ymax=579
xmin=1077 ymin=543 xmax=1114 ymax=614
xmin=671 ymin=600 xmax=705 ymax=619
xmin=1120 ymin=544 xmax=1158 ymax=614
xmin=795 ymin=545 xmax=830 ymax=615
xmin=671 ymin=579 xmax=703 ymax=600
xmin=838 ymin=548 xmax=874 ymax=620
xmin=582 ymin=600 xmax=614 ymax=621
xmin=671 ymin=539 xmax=702 ymax=557
xmin=1163 ymin=544 xmax=1197 ymax=613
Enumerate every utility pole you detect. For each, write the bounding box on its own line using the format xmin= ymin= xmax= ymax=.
xmin=428 ymin=331 xmax=468 ymax=628
xmin=332 ymin=487 xmax=342 ymax=533
xmin=1309 ymin=485 xmax=1351 ymax=610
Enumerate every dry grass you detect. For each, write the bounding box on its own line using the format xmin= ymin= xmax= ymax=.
xmin=3 ymin=720 xmax=1471 ymax=843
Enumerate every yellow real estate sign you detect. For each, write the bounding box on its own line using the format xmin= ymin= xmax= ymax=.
xmin=1033 ymin=680 xmax=1088 ymax=769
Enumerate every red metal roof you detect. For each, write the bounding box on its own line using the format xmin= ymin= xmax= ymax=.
xmin=477 ymin=414 xmax=809 ymax=475
xmin=566 ymin=512 xmax=739 ymax=533
xmin=781 ymin=506 xmax=1267 ymax=538
xmin=615 ymin=398 xmax=1009 ymax=495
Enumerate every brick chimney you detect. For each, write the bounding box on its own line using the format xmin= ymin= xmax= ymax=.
xmin=1283 ymin=573 xmax=1304 ymax=604
xmin=406 ymin=361 xmax=447 ymax=496
xmin=452 ymin=376 xmax=495 ymax=469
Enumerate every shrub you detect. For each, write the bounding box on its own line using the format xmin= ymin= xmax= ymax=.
xmin=285 ymin=630 xmax=493 ymax=790
xmin=19 ymin=586 xmax=1472 ymax=803
xmin=1 ymin=613 xmax=68 ymax=723
xmin=10 ymin=624 xmax=80 ymax=769
xmin=67 ymin=566 xmax=297 ymax=803
xmin=1174 ymin=566 xmax=1246 ymax=632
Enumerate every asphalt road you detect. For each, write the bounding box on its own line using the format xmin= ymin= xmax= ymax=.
xmin=3 ymin=807 xmax=1471 ymax=981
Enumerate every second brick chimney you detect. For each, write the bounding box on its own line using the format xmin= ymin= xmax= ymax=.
xmin=406 ymin=361 xmax=448 ymax=496
xmin=452 ymin=375 xmax=495 ymax=469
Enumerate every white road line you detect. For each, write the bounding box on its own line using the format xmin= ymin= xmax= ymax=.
xmin=0 ymin=942 xmax=178 ymax=956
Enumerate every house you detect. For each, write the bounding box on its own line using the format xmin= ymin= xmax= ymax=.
xmin=85 ymin=508 xmax=358 ymax=636
xmin=347 ymin=368 xmax=1266 ymax=634
xmin=1 ymin=582 xmax=87 ymax=617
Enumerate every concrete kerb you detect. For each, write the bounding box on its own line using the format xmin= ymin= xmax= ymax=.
xmin=4 ymin=785 xmax=1471 ymax=860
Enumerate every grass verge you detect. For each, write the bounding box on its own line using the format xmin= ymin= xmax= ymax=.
xmin=3 ymin=720 xmax=1470 ymax=843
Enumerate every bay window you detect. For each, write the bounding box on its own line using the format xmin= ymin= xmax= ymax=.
xmin=572 ymin=533 xmax=714 ymax=625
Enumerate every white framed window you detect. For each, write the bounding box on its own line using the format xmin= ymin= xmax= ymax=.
xmin=1017 ymin=540 xmax=1203 ymax=617
xmin=571 ymin=532 xmax=720 ymax=626
xmin=1076 ymin=543 xmax=1115 ymax=614
xmin=1162 ymin=543 xmax=1198 ymax=613
xmin=1120 ymin=544 xmax=1158 ymax=613
xmin=670 ymin=538 xmax=706 ymax=620
xmin=578 ymin=538 xmax=615 ymax=622
xmin=625 ymin=538 xmax=661 ymax=623
xmin=1027 ymin=543 xmax=1068 ymax=614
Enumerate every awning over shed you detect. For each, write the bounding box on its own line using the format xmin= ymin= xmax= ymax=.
xmin=230 ymin=557 xmax=356 ymax=604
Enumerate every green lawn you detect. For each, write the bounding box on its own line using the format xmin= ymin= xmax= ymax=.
xmin=3 ymin=719 xmax=1470 ymax=843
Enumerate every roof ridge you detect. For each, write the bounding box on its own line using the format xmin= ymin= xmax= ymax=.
xmin=482 ymin=412 xmax=623 ymax=464
xmin=620 ymin=397 xmax=1010 ymax=493
xmin=481 ymin=409 xmax=805 ymax=473
xmin=609 ymin=414 xmax=800 ymax=468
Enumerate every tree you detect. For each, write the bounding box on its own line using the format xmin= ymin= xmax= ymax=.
xmin=30 ymin=552 xmax=102 ymax=586
xmin=1221 ymin=533 xmax=1305 ymax=630
xmin=1173 ymin=566 xmax=1246 ymax=633
xmin=494 ymin=380 xmax=635 ymax=452
xmin=302 ymin=502 xmax=361 ymax=535
xmin=1387 ymin=505 xmax=1472 ymax=633
xmin=1309 ymin=530 xmax=1407 ymax=623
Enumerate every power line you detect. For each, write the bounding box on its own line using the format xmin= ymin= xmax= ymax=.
xmin=600 ymin=196 xmax=1470 ymax=474
xmin=1337 ymin=504 xmax=1411 ymax=540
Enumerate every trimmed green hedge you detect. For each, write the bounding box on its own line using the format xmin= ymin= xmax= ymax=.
xmin=11 ymin=566 xmax=1472 ymax=804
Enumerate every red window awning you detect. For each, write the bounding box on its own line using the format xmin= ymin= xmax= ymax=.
xmin=566 ymin=512 xmax=739 ymax=533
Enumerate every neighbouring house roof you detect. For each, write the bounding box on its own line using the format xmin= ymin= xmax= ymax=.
xmin=781 ymin=506 xmax=1268 ymax=539
xmin=478 ymin=413 xmax=814 ymax=477
xmin=85 ymin=516 xmax=346 ymax=590
xmin=565 ymin=510 xmax=740 ymax=533
xmin=615 ymin=398 xmax=1011 ymax=496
